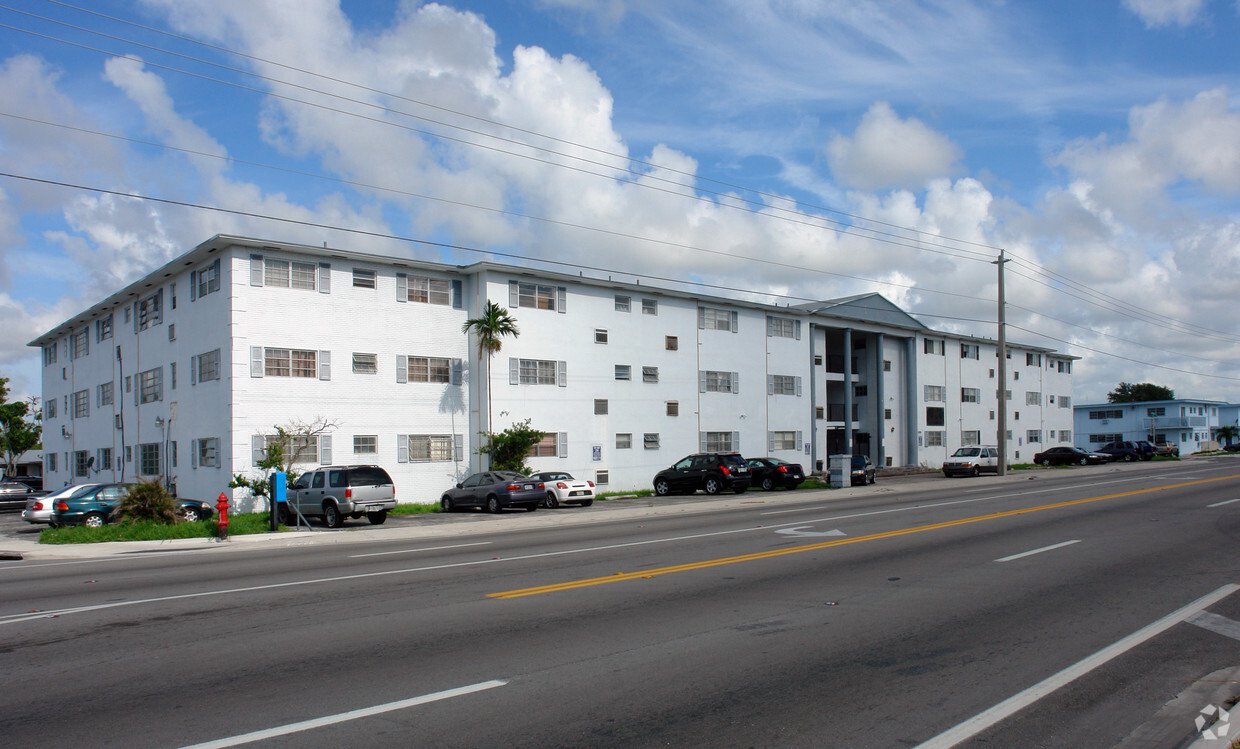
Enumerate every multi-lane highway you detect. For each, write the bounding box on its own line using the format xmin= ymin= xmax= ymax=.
xmin=2 ymin=459 xmax=1238 ymax=748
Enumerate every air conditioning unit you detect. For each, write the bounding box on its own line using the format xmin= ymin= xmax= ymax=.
xmin=114 ymin=414 xmax=122 ymax=430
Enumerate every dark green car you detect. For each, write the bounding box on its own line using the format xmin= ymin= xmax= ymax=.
xmin=49 ymin=483 xmax=216 ymax=527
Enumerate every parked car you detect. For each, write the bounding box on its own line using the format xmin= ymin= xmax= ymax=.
xmin=1224 ymin=443 xmax=1240 ymax=453
xmin=0 ymin=479 xmax=39 ymax=512
xmin=746 ymin=457 xmax=805 ymax=491
xmin=528 ymin=471 xmax=595 ymax=508
xmin=850 ymin=455 xmax=877 ymax=486
xmin=1153 ymin=442 xmax=1180 ymax=458
xmin=49 ymin=483 xmax=135 ymax=527
xmin=653 ymin=453 xmax=751 ymax=496
xmin=286 ymin=465 xmax=397 ymax=527
xmin=1033 ymin=446 xmax=1109 ymax=466
xmin=1096 ymin=442 xmax=1146 ymax=462
xmin=942 ymin=446 xmax=1000 ymax=477
xmin=440 ymin=471 xmax=543 ymax=513
xmin=24 ymin=483 xmax=102 ymax=525
xmin=11 ymin=475 xmax=43 ymax=492
xmin=177 ymin=498 xmax=216 ymax=522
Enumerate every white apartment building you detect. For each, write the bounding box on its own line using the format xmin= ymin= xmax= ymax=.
xmin=31 ymin=235 xmax=1076 ymax=508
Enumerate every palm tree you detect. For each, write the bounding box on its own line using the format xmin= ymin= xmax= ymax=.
xmin=462 ymin=300 xmax=520 ymax=441
xmin=1214 ymin=424 xmax=1239 ymax=449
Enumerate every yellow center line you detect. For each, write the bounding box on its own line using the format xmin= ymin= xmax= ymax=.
xmin=488 ymin=473 xmax=1240 ymax=599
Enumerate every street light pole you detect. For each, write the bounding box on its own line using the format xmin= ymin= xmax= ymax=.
xmin=994 ymin=250 xmax=1009 ymax=476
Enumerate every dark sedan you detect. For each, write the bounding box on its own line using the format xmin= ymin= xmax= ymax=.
xmin=440 ymin=471 xmax=543 ymax=513
xmin=851 ymin=455 xmax=877 ymax=486
xmin=1033 ymin=446 xmax=1109 ymax=466
xmin=746 ymin=457 xmax=805 ymax=490
xmin=49 ymin=484 xmax=215 ymax=527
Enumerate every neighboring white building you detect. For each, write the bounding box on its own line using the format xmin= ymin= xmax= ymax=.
xmin=30 ymin=235 xmax=1076 ymax=508
xmin=1074 ymin=399 xmax=1227 ymax=454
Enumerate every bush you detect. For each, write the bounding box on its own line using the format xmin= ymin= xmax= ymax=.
xmin=115 ymin=478 xmax=179 ymax=525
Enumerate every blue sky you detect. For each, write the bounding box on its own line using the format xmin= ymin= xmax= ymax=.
xmin=1 ymin=0 xmax=1239 ymax=406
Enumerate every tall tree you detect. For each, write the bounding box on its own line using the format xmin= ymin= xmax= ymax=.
xmin=462 ymin=300 xmax=520 ymax=438
xmin=0 ymin=375 xmax=42 ymax=477
xmin=1214 ymin=425 xmax=1239 ymax=448
xmin=1106 ymin=382 xmax=1174 ymax=403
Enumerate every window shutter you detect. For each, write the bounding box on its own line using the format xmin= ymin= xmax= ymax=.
xmin=795 ymin=376 xmax=802 ymax=397
xmin=509 ymin=358 xmax=519 ymax=385
xmin=558 ymin=432 xmax=567 ymax=458
xmin=133 ymin=385 xmax=137 ymax=407
xmin=396 ymin=355 xmax=407 ymax=383
xmin=768 ymin=432 xmax=775 ymax=452
xmin=249 ymin=254 xmax=263 ymax=286
xmin=730 ymin=311 xmax=738 ymax=333
xmin=133 ymin=302 xmax=138 ymax=333
xmin=211 ymin=438 xmax=220 ymax=468
xmin=251 ymin=435 xmax=265 ymax=466
xmin=768 ymin=375 xmax=774 ymax=395
xmin=451 ymin=358 xmax=463 ymax=386
xmin=318 ymin=263 xmax=330 ymax=294
xmin=557 ymin=286 xmax=566 ymax=313
xmin=795 ymin=431 xmax=802 ymax=448
xmin=451 ymin=279 xmax=463 ymax=309
xmin=190 ymin=270 xmax=197 ymax=301
xmin=699 ymin=371 xmax=706 ymax=393
xmin=509 ymin=280 xmax=519 ymax=307
xmin=190 ymin=355 xmax=198 ymax=386
xmin=453 ymin=434 xmax=464 ymax=462
xmin=732 ymin=431 xmax=740 ymax=451
xmin=733 ymin=372 xmax=740 ymax=394
xmin=397 ymin=435 xmax=408 ymax=463
xmin=250 ymin=347 xmax=264 ymax=377
xmin=319 ymin=350 xmax=331 ymax=380
xmin=767 ymin=316 xmax=774 ymax=336
xmin=319 ymin=434 xmax=332 ymax=465
xmin=698 ymin=307 xmax=705 ymax=329
xmin=699 ymin=432 xmax=707 ymax=452
xmin=396 ymin=273 xmax=407 ymax=302
xmin=557 ymin=360 xmax=567 ymax=387
xmin=191 ymin=439 xmax=198 ymax=469
xmin=795 ymin=320 xmax=802 ymax=340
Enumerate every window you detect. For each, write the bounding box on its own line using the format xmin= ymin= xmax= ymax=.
xmin=989 ymin=368 xmax=996 ymax=378
xmin=409 ymin=435 xmax=454 ymax=462
xmin=139 ymin=443 xmax=160 ymax=476
xmin=168 ymin=324 xmax=176 ymax=342
xmin=883 ymin=360 xmax=892 ymax=372
xmin=614 ymin=295 xmax=631 ymax=312
xmin=265 ymin=434 xmax=319 ymax=464
xmin=1147 ymin=407 xmax=1165 ymax=417
xmin=98 ymin=447 xmax=112 ymax=472
xmin=666 ymin=335 xmax=678 ymax=351
xmin=925 ymin=431 xmax=944 ymax=447
xmin=196 ymin=259 xmax=221 ymax=297
xmin=1027 ymin=430 xmax=1042 ymax=444
xmin=264 ymin=258 xmax=316 ymax=289
xmin=926 ymin=407 xmax=945 ymax=426
xmin=1059 ymin=396 xmax=1072 ymax=409
xmin=644 ymin=433 xmax=660 ymax=449
xmin=642 ymin=366 xmax=659 ymax=383
xmin=170 ymin=362 xmax=177 ymax=389
xmin=1058 ymin=360 xmax=1072 ymax=373
xmin=527 ymin=434 xmax=557 ymax=458
xmin=513 ymin=281 xmax=557 ymax=310
xmin=701 ymin=370 xmax=736 ymax=393
xmin=139 ymin=367 xmax=163 ymax=404
xmin=699 ymin=306 xmax=734 ymax=331
xmin=666 ymin=401 xmax=679 ymax=416
xmin=518 ymin=359 xmax=559 ymax=385
xmin=701 ymin=432 xmax=735 ymax=452
xmin=924 ymin=339 xmax=944 ymax=355
xmin=642 ymin=298 xmax=658 ymax=315
xmin=595 ymin=470 xmax=609 ymax=486
xmin=354 ymin=435 xmax=377 ymax=454
xmin=770 ymin=431 xmax=797 ymax=451
xmin=1014 ymin=371 xmax=1020 ymax=380
xmin=43 ymin=343 xmax=57 ymax=366
xmin=408 ymin=356 xmax=451 ymax=383
xmin=1061 ymin=430 xmax=1072 ymax=442
xmin=1089 ymin=410 xmax=1123 ymax=420
xmin=616 ymin=433 xmax=632 ymax=449
xmin=410 ymin=275 xmax=451 ymax=305
xmin=768 ymin=316 xmax=798 ymax=339
xmin=72 ymin=390 xmax=89 ymax=419
xmin=197 ymin=349 xmax=221 ymax=382
xmin=594 ymin=399 xmax=608 ymax=415
xmin=353 ymin=353 xmax=377 ymax=375
xmin=265 ymin=349 xmax=317 ymax=378
xmin=961 ymin=343 xmax=979 ymax=359
xmin=1026 ymin=353 xmax=1042 ymax=366
xmin=96 ymin=314 xmax=113 ymax=342
xmin=196 ymin=438 xmax=219 ymax=468
xmin=138 ymin=289 xmax=163 ymax=330
xmin=1026 ymin=391 xmax=1041 ymax=406
xmin=98 ymin=381 xmax=113 ymax=407
xmin=595 ymin=329 xmax=608 ymax=344
xmin=885 ymin=408 xmax=892 ymax=420
xmin=352 ymin=268 xmax=376 ymax=289
xmin=46 ymin=452 xmax=57 ymax=472
xmin=615 ymin=365 xmax=631 ymax=381
xmin=71 ymin=329 xmax=89 ymax=359
xmin=961 ymin=387 xmax=980 ymax=403
xmin=45 ymin=398 xmax=56 ymax=419
xmin=770 ymin=375 xmax=799 ymax=396
xmin=924 ymin=385 xmax=944 ymax=402
xmin=72 ymin=450 xmax=88 ymax=477
xmin=854 ymin=385 xmax=868 ymax=397
xmin=961 ymin=431 xmax=981 ymax=446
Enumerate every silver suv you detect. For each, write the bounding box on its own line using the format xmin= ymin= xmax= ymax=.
xmin=287 ymin=465 xmax=396 ymax=528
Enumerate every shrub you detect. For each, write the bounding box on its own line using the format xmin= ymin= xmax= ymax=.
xmin=115 ymin=478 xmax=179 ymax=525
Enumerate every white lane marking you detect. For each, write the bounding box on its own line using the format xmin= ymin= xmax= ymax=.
xmin=1207 ymin=498 xmax=1240 ymax=508
xmin=995 ymin=540 xmax=1080 ymax=563
xmin=180 ymin=679 xmax=507 ymax=749
xmin=914 ymin=584 xmax=1240 ymax=749
xmin=1187 ymin=610 xmax=1240 ymax=642
xmin=775 ymin=526 xmax=846 ymax=538
xmin=349 ymin=541 xmax=491 ymax=558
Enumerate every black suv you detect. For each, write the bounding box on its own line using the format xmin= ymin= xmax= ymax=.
xmin=653 ymin=453 xmax=751 ymax=495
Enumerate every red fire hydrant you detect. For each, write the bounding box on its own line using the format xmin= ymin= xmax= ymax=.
xmin=215 ymin=493 xmax=230 ymax=540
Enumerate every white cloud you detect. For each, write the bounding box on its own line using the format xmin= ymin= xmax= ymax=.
xmin=1123 ymin=0 xmax=1206 ymax=28
xmin=826 ymin=102 xmax=962 ymax=191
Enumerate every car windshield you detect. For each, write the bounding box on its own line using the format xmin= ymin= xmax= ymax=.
xmin=951 ymin=448 xmax=981 ymax=457
xmin=852 ymin=456 xmax=867 ymax=466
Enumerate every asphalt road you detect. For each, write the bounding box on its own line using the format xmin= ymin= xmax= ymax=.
xmin=2 ymin=460 xmax=1239 ymax=748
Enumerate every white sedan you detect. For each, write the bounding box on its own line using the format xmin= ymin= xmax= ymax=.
xmin=528 ymin=472 xmax=595 ymax=508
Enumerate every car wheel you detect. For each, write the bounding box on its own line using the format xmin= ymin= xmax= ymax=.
xmin=761 ymin=476 xmax=775 ymax=491
xmin=654 ymin=479 xmax=671 ymax=496
xmin=182 ymin=507 xmax=201 ymax=522
xmin=1040 ymin=459 xmax=1051 ymax=467
xmin=1078 ymin=457 xmax=1087 ymax=466
xmin=487 ymin=495 xmax=502 ymax=514
xmin=544 ymin=492 xmax=559 ymax=509
xmin=704 ymin=477 xmax=722 ymax=495
xmin=323 ymin=503 xmax=343 ymax=528
xmin=277 ymin=505 xmax=291 ymax=525
xmin=524 ymin=504 xmax=538 ymax=512
xmin=440 ymin=496 xmax=454 ymax=512
xmin=1123 ymin=453 xmax=1135 ymax=462
xmin=84 ymin=512 xmax=106 ymax=528
xmin=869 ymin=474 xmax=876 ymax=484
xmin=734 ymin=485 xmax=747 ymax=494
xmin=971 ymin=466 xmax=980 ymax=477
xmin=581 ymin=499 xmax=593 ymax=507
xmin=367 ymin=510 xmax=387 ymax=525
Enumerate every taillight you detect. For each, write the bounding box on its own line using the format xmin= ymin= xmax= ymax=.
xmin=777 ymin=465 xmax=788 ymax=473
xmin=556 ymin=482 xmax=568 ymax=489
xmin=55 ymin=501 xmax=68 ymax=511
xmin=720 ymin=465 xmax=731 ymax=476
xmin=588 ymin=481 xmax=595 ymax=488
xmin=33 ymin=501 xmax=44 ymax=511
xmin=345 ymin=488 xmax=353 ymax=499
xmin=507 ymin=484 xmax=521 ymax=491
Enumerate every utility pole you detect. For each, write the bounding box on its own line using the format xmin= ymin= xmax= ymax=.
xmin=994 ymin=250 xmax=1009 ymax=476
